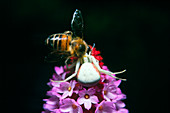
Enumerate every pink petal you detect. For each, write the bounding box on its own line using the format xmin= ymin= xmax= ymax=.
xmin=54 ymin=66 xmax=64 ymax=75
xmin=77 ymin=97 xmax=85 ymax=105
xmin=78 ymin=106 xmax=83 ymax=113
xmin=53 ymin=109 xmax=61 ymax=113
xmin=84 ymin=99 xmax=92 ymax=110
xmin=68 ymin=89 xmax=73 ymax=97
xmin=51 ymin=82 xmax=60 ymax=87
xmin=78 ymin=89 xmax=86 ymax=97
xmin=71 ymin=108 xmax=78 ymax=113
xmin=104 ymin=95 xmax=111 ymax=101
xmin=117 ymin=108 xmax=129 ymax=113
xmin=116 ymin=101 xmax=126 ymax=108
xmin=71 ymin=106 xmax=83 ymax=113
xmin=70 ymin=80 xmax=76 ymax=89
xmin=46 ymin=100 xmax=57 ymax=105
xmin=61 ymin=91 xmax=69 ymax=99
xmin=95 ymin=110 xmax=102 ymax=113
xmin=116 ymin=94 xmax=126 ymax=100
xmin=107 ymin=92 xmax=117 ymax=100
xmin=95 ymin=100 xmax=105 ymax=113
xmin=61 ymin=73 xmax=66 ymax=80
xmin=102 ymin=66 xmax=109 ymax=71
xmin=87 ymin=88 xmax=96 ymax=95
xmin=114 ymin=80 xmax=121 ymax=87
xmin=90 ymin=95 xmax=99 ymax=104
xmin=43 ymin=103 xmax=56 ymax=110
xmin=116 ymin=88 xmax=122 ymax=94
xmin=60 ymin=106 xmax=72 ymax=112
xmin=59 ymin=82 xmax=70 ymax=91
xmin=60 ymin=99 xmax=73 ymax=112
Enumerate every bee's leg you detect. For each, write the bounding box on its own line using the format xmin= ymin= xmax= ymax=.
xmin=65 ymin=56 xmax=71 ymax=69
xmin=90 ymin=56 xmax=127 ymax=81
xmin=89 ymin=43 xmax=95 ymax=55
xmin=52 ymin=60 xmax=81 ymax=82
xmin=67 ymin=61 xmax=76 ymax=69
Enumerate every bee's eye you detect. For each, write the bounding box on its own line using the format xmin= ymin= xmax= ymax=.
xmin=78 ymin=44 xmax=85 ymax=53
xmin=72 ymin=42 xmax=76 ymax=46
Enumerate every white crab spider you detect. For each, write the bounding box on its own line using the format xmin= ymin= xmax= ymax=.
xmin=52 ymin=45 xmax=126 ymax=87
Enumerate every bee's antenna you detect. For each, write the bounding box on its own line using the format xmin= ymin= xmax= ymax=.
xmin=89 ymin=43 xmax=95 ymax=55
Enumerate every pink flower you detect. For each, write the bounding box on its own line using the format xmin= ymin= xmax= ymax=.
xmin=60 ymin=98 xmax=83 ymax=113
xmin=102 ymin=79 xmax=126 ymax=102
xmin=102 ymin=83 xmax=118 ymax=101
xmin=43 ymin=96 xmax=60 ymax=112
xmin=77 ymin=88 xmax=99 ymax=110
xmin=56 ymin=80 xmax=76 ymax=99
xmin=42 ymin=45 xmax=128 ymax=113
xmin=113 ymin=101 xmax=129 ymax=113
xmin=95 ymin=100 xmax=115 ymax=113
xmin=47 ymin=66 xmax=67 ymax=87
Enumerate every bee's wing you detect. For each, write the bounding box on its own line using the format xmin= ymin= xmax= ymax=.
xmin=44 ymin=51 xmax=70 ymax=63
xmin=71 ymin=9 xmax=84 ymax=39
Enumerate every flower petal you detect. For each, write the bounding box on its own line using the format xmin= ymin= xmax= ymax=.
xmin=68 ymin=89 xmax=73 ymax=97
xmin=116 ymin=101 xmax=126 ymax=108
xmin=60 ymin=98 xmax=74 ymax=112
xmin=107 ymin=92 xmax=117 ymax=100
xmin=116 ymin=88 xmax=122 ymax=94
xmin=70 ymin=80 xmax=76 ymax=89
xmin=117 ymin=108 xmax=129 ymax=113
xmin=78 ymin=88 xmax=86 ymax=97
xmin=116 ymin=94 xmax=126 ymax=100
xmin=54 ymin=66 xmax=64 ymax=75
xmin=87 ymin=87 xmax=96 ymax=95
xmin=114 ymin=80 xmax=121 ymax=87
xmin=51 ymin=82 xmax=60 ymax=87
xmin=95 ymin=100 xmax=105 ymax=113
xmin=61 ymin=91 xmax=69 ymax=99
xmin=104 ymin=95 xmax=111 ymax=101
xmin=58 ymin=82 xmax=70 ymax=92
xmin=77 ymin=97 xmax=85 ymax=105
xmin=84 ymin=99 xmax=92 ymax=110
xmin=61 ymin=72 xmax=66 ymax=80
xmin=71 ymin=107 xmax=79 ymax=113
xmin=43 ymin=103 xmax=56 ymax=111
xmin=102 ymin=66 xmax=109 ymax=71
xmin=90 ymin=95 xmax=99 ymax=104
xmin=78 ymin=106 xmax=83 ymax=113
xmin=60 ymin=105 xmax=72 ymax=112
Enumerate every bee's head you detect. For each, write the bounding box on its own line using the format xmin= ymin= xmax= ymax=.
xmin=71 ymin=39 xmax=88 ymax=57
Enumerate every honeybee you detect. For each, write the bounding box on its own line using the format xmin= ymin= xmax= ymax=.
xmin=45 ymin=9 xmax=88 ymax=66
xmin=48 ymin=9 xmax=126 ymax=87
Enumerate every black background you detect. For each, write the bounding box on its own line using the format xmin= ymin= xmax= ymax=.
xmin=4 ymin=0 xmax=170 ymax=113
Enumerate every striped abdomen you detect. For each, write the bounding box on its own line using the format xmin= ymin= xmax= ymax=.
xmin=46 ymin=33 xmax=72 ymax=52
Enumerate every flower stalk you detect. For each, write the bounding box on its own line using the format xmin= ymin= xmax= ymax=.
xmin=42 ymin=45 xmax=128 ymax=113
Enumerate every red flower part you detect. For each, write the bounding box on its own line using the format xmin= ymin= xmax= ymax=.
xmin=95 ymin=56 xmax=103 ymax=61
xmin=94 ymin=50 xmax=100 ymax=55
xmin=99 ymin=62 xmax=104 ymax=67
xmin=89 ymin=45 xmax=104 ymax=68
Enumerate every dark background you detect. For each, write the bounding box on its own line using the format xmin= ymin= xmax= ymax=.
xmin=4 ymin=0 xmax=170 ymax=113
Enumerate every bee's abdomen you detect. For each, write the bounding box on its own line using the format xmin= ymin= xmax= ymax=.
xmin=46 ymin=34 xmax=72 ymax=52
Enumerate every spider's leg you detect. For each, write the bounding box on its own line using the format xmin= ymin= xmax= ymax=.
xmin=52 ymin=60 xmax=81 ymax=82
xmin=99 ymin=69 xmax=126 ymax=81
xmin=90 ymin=56 xmax=126 ymax=81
